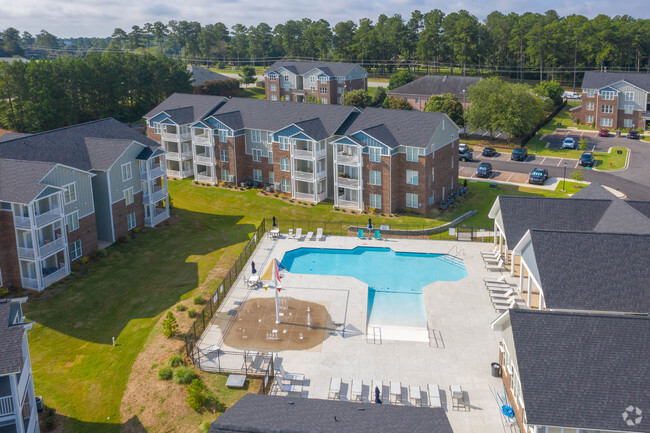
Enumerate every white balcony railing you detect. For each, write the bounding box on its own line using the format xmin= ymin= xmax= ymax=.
xmin=193 ymin=135 xmax=211 ymax=145
xmin=143 ymin=187 xmax=167 ymax=205
xmin=152 ymin=209 xmax=169 ymax=226
xmin=161 ymin=131 xmax=178 ymax=140
xmin=14 ymin=215 xmax=31 ymax=228
xmin=194 ymin=154 xmax=213 ymax=165
xmin=338 ymin=198 xmax=360 ymax=210
xmin=0 ymin=395 xmax=13 ymax=416
xmin=17 ymin=247 xmax=35 ymax=260
xmin=148 ymin=164 xmax=164 ymax=179
xmin=196 ymin=174 xmax=214 ymax=184
xmin=293 ymin=149 xmax=313 ymax=159
xmin=318 ymin=191 xmax=327 ymax=202
xmin=294 ymin=192 xmax=315 ymax=202
xmin=337 ymin=153 xmax=360 ymax=165
xmin=21 ymin=277 xmax=38 ymax=290
xmin=166 ymin=152 xmax=180 ymax=160
xmin=316 ymin=170 xmax=327 ymax=180
xmin=167 ymin=169 xmax=181 ymax=178
xmin=180 ymin=151 xmax=193 ymax=159
xmin=42 ymin=267 xmax=68 ymax=288
xmin=294 ymin=171 xmax=314 ymax=181
xmin=39 ymin=236 xmax=66 ymax=258
xmin=34 ymin=209 xmax=62 ymax=227
xmin=337 ymin=177 xmax=360 ymax=188
xmin=315 ymin=148 xmax=327 ymax=158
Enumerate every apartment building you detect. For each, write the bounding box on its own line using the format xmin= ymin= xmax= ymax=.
xmin=0 ymin=299 xmax=39 ymax=433
xmin=263 ymin=61 xmax=367 ymax=104
xmin=388 ymin=75 xmax=481 ymax=111
xmin=572 ymin=71 xmax=650 ymax=130
xmin=0 ymin=118 xmax=169 ymax=291
xmin=143 ymin=93 xmax=228 ymax=179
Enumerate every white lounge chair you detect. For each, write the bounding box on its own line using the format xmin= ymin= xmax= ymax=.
xmin=487 ymin=285 xmax=513 ymax=295
xmin=428 ymin=384 xmax=442 ymax=408
xmin=329 ymin=377 xmax=342 ymax=400
xmin=288 ymin=228 xmax=294 ymax=238
xmin=295 ymin=228 xmax=303 ymax=240
xmin=494 ymin=297 xmax=517 ymax=312
xmin=490 ymin=289 xmax=515 ymax=300
xmin=351 ymin=379 xmax=363 ymax=402
xmin=390 ymin=381 xmax=402 ymax=404
xmin=305 ymin=231 xmax=313 ymax=241
xmin=481 ymin=251 xmax=500 ymax=259
xmin=409 ymin=385 xmax=421 ymax=406
xmin=274 ymin=375 xmax=302 ymax=395
xmin=484 ymin=275 xmax=508 ymax=284
xmin=481 ymin=246 xmax=498 ymax=255
xmin=278 ymin=364 xmax=305 ymax=383
xmin=372 ymin=379 xmax=383 ymax=403
xmin=483 ymin=255 xmax=501 ymax=264
xmin=486 ymin=260 xmax=506 ymax=271
xmin=315 ymin=227 xmax=323 ymax=241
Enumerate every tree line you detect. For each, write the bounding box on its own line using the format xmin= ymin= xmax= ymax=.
xmin=0 ymin=53 xmax=191 ymax=132
xmin=4 ymin=10 xmax=650 ymax=83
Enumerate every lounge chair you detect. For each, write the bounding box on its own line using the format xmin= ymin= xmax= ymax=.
xmin=295 ymin=228 xmax=303 ymax=240
xmin=483 ymin=255 xmax=501 ymax=264
xmin=278 ymin=364 xmax=305 ymax=383
xmin=390 ymin=381 xmax=402 ymax=404
xmin=486 ymin=260 xmax=506 ymax=271
xmin=315 ymin=228 xmax=323 ymax=240
xmin=373 ymin=230 xmax=381 ymax=240
xmin=372 ymin=379 xmax=383 ymax=403
xmin=428 ymin=384 xmax=442 ymax=408
xmin=450 ymin=385 xmax=466 ymax=410
xmin=357 ymin=229 xmax=365 ymax=239
xmin=274 ymin=375 xmax=302 ymax=395
xmin=329 ymin=377 xmax=342 ymax=400
xmin=288 ymin=228 xmax=294 ymax=238
xmin=484 ymin=275 xmax=508 ymax=284
xmin=493 ymin=297 xmax=517 ymax=311
xmin=490 ymin=289 xmax=516 ymax=300
xmin=481 ymin=246 xmax=498 ymax=255
xmin=409 ymin=385 xmax=422 ymax=406
xmin=487 ymin=285 xmax=513 ymax=295
xmin=305 ymin=231 xmax=313 ymax=241
xmin=351 ymin=379 xmax=363 ymax=402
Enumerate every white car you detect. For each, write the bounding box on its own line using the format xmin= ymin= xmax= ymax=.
xmin=458 ymin=143 xmax=469 ymax=153
xmin=562 ymin=137 xmax=576 ymax=149
xmin=562 ymin=91 xmax=581 ymax=99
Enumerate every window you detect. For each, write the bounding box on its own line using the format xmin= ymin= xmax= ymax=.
xmin=124 ymin=187 xmax=134 ymax=205
xmin=280 ymin=158 xmax=290 ymax=171
xmin=429 ymin=193 xmax=434 ymax=205
xmin=319 ymin=87 xmax=327 ymax=94
xmin=406 ymin=170 xmax=418 ymax=185
xmin=268 ymin=151 xmax=273 ymax=164
xmin=601 ymin=91 xmax=615 ymax=100
xmin=415 ymin=98 xmax=420 ymax=104
xmin=319 ymin=76 xmax=328 ymax=84
xmin=585 ymin=114 xmax=594 ymax=124
xmin=600 ymin=118 xmax=613 ymax=127
xmin=283 ymin=75 xmax=289 ymax=82
xmin=337 ymin=87 xmax=342 ymax=94
xmin=253 ymin=169 xmax=263 ymax=182
xmin=310 ymin=76 xmax=316 ymax=83
xmin=270 ymin=94 xmax=277 ymax=101
xmin=406 ymin=147 xmax=418 ymax=162
xmin=153 ymin=123 xmax=162 ymax=134
xmin=220 ymin=149 xmax=229 ymax=163
xmin=369 ymin=147 xmax=381 ymax=162
xmin=279 ymin=137 xmax=289 ymax=151
xmin=369 ymin=170 xmax=381 ymax=186
xmin=270 ymin=84 xmax=277 ymax=91
xmin=121 ymin=162 xmax=132 ymax=181
xmin=337 ymin=76 xmax=344 ymax=84
xmin=218 ymin=129 xmax=228 ymax=143
xmin=70 ymin=240 xmax=82 ymax=261
xmin=601 ymin=104 xmax=613 ymax=114
xmin=269 ymin=172 xmax=274 ymax=184
xmin=625 ymin=91 xmax=635 ymax=101
xmin=369 ymin=193 xmax=381 ymax=209
xmin=406 ymin=193 xmax=418 ymax=208
xmin=221 ymin=169 xmax=230 ymax=182
xmin=180 ymin=126 xmax=189 ymax=135
xmin=585 ymin=89 xmax=596 ymax=98
xmin=310 ymin=86 xmax=316 ymax=92
xmin=251 ymin=130 xmax=262 ymax=143
xmin=281 ymin=179 xmax=290 ymax=192
xmin=63 ymin=183 xmax=77 ymax=204
xmin=624 ymin=105 xmax=634 ymax=114
xmin=269 ymin=73 xmax=278 ymax=81
xmin=65 ymin=211 xmax=79 ymax=232
xmin=127 ymin=212 xmax=137 ymax=230
xmin=252 ymin=149 xmax=262 ymax=162
xmin=586 ymin=102 xmax=594 ymax=111
xmin=624 ymin=119 xmax=633 ymax=128
xmin=320 ymin=98 xmax=328 ymax=104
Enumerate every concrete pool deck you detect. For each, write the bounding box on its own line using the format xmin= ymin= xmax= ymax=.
xmin=198 ymin=234 xmax=516 ymax=433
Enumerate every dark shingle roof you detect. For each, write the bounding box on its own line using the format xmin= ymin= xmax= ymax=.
xmin=582 ymin=71 xmax=650 ymax=92
xmin=339 ymin=107 xmax=451 ymax=149
xmin=143 ymin=93 xmax=227 ymax=122
xmin=211 ymin=98 xmax=358 ymax=137
xmin=628 ymin=200 xmax=650 ymax=219
xmin=263 ymin=60 xmax=364 ymax=77
xmin=529 ymin=230 xmax=650 ymax=313
xmin=0 ymin=118 xmax=158 ymax=172
xmin=570 ymin=182 xmax=617 ymax=200
xmin=0 ymin=132 xmax=33 ymax=142
xmin=593 ymin=199 xmax=650 ymax=234
xmin=187 ymin=65 xmax=230 ymax=86
xmin=388 ymin=75 xmax=481 ymax=99
xmin=209 ymin=394 xmax=454 ymax=433
xmin=0 ymin=301 xmax=26 ymax=376
xmin=0 ymin=159 xmax=57 ymax=203
xmin=509 ymin=309 xmax=650 ymax=431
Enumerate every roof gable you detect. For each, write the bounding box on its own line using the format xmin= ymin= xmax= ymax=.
xmin=388 ymin=75 xmax=481 ymax=99
xmin=143 ymin=93 xmax=227 ymax=122
xmin=581 ymin=71 xmax=650 ymax=92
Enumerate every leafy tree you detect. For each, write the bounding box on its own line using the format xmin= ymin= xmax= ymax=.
xmin=342 ymin=89 xmax=371 ymax=108
xmin=383 ymin=95 xmax=412 ymax=110
xmin=202 ymin=78 xmax=240 ymax=97
xmin=570 ymin=168 xmax=585 ymax=181
xmin=424 ymin=93 xmax=464 ymax=126
xmin=305 ymin=94 xmax=318 ymax=103
xmin=578 ymin=137 xmax=588 ymax=150
xmin=230 ymin=24 xmax=249 ymax=61
xmin=162 ymin=311 xmax=178 ymax=338
xmin=0 ymin=28 xmax=24 ymax=57
xmin=371 ymin=87 xmax=387 ymax=107
xmin=238 ymin=65 xmax=256 ymax=84
xmin=534 ymin=80 xmax=564 ymax=106
xmin=333 ymin=21 xmax=356 ymax=60
xmin=151 ymin=21 xmax=169 ymax=53
xmin=388 ymin=70 xmax=415 ymax=90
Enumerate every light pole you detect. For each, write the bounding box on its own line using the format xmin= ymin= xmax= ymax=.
xmin=562 ymin=162 xmax=567 ymax=192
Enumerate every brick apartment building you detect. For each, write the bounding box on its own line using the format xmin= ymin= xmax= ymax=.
xmin=0 ymin=119 xmax=169 ymax=291
xmin=388 ymin=75 xmax=481 ymax=111
xmin=571 ymin=71 xmax=650 ymax=130
xmin=263 ymin=61 xmax=367 ymax=104
xmin=145 ymin=95 xmax=461 ymax=215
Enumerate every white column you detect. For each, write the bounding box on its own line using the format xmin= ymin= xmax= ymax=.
xmin=510 ymin=250 xmax=516 ymax=276
xmin=519 ymin=261 xmax=524 ymax=291
xmin=538 ymin=291 xmax=543 ymax=310
xmin=493 ymin=221 xmax=497 ymax=245
xmin=527 ymin=272 xmax=532 ymax=308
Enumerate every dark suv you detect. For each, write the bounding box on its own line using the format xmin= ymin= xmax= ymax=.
xmin=579 ymin=152 xmax=595 ymax=167
xmin=628 ymin=130 xmax=640 ymax=140
xmin=511 ymin=147 xmax=528 ymax=161
xmin=476 ymin=162 xmax=493 ymax=178
xmin=528 ymin=168 xmax=548 ymax=185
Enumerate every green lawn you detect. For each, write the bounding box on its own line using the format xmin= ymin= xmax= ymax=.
xmin=237 ymin=87 xmax=265 ymax=99
xmin=594 ymin=146 xmax=628 ymax=170
xmin=555 ymin=180 xmax=588 ymax=193
xmin=527 ymin=101 xmax=582 ymax=151
xmin=24 ymin=178 xmax=571 ymax=430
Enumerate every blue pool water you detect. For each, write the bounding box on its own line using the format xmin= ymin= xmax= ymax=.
xmin=281 ymin=247 xmax=468 ymax=333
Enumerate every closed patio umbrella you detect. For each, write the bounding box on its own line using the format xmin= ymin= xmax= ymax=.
xmin=251 ymin=261 xmax=256 ymax=274
xmin=375 ymin=386 xmax=382 ymax=404
xmin=367 ymin=218 xmax=373 ymax=230
xmin=272 ymin=216 xmax=277 ymax=227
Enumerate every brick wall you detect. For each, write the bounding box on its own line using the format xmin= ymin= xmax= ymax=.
xmin=66 ymin=213 xmax=99 ymax=262
xmin=347 ymin=77 xmax=367 ymax=92
xmin=214 ymin=136 xmax=237 ymax=183
xmin=361 ymin=153 xmax=391 ymax=214
xmin=617 ymin=108 xmax=644 ymax=129
xmin=432 ymin=140 xmax=458 ymax=205
xmin=265 ymin=78 xmax=281 ymax=101
xmin=596 ymin=95 xmax=618 ymax=129
xmin=233 ymin=135 xmax=249 ymax=185
xmin=111 ymin=192 xmax=144 ymax=240
xmin=273 ymin=143 xmax=291 ymax=195
xmin=145 ymin=125 xmax=162 ymax=143
xmin=390 ymin=152 xmax=430 ymax=215
xmin=0 ymin=211 xmax=21 ymax=288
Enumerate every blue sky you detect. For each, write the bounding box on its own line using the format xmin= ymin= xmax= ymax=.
xmin=1 ymin=0 xmax=647 ymax=38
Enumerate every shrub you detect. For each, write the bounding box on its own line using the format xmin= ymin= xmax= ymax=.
xmin=79 ymin=256 xmax=90 ymax=265
xmin=162 ymin=311 xmax=178 ymax=338
xmin=169 ymin=354 xmax=185 ymax=367
xmin=187 ymin=309 xmax=198 ymax=318
xmin=0 ymin=289 xmax=8 ymax=297
xmin=194 ymin=181 xmax=199 ymax=184
xmin=216 ymin=61 xmax=226 ymax=69
xmin=176 ymin=304 xmax=187 ymax=312
xmin=273 ymin=193 xmax=279 ymax=197
xmin=71 ymin=263 xmax=82 ymax=273
xmin=193 ymin=296 xmax=206 ymax=305
xmin=172 ymin=366 xmax=196 ymax=384
xmin=133 ymin=226 xmax=142 ymax=233
xmin=45 ymin=417 xmax=55 ymax=430
xmin=157 ymin=366 xmax=173 ymax=380
xmin=200 ymin=421 xmax=211 ymax=433
xmin=186 ymin=379 xmax=207 ymax=411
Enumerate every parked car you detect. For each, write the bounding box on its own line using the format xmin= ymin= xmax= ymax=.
xmin=598 ymin=129 xmax=610 ymax=137
xmin=628 ymin=130 xmax=640 ymax=140
xmin=562 ymin=91 xmax=581 ymax=99
xmin=476 ymin=162 xmax=493 ymax=178
xmin=511 ymin=147 xmax=528 ymax=161
xmin=458 ymin=143 xmax=469 ymax=153
xmin=562 ymin=137 xmax=576 ymax=149
xmin=529 ymin=168 xmax=548 ymax=185
xmin=459 ymin=147 xmax=473 ymax=161
xmin=482 ymin=147 xmax=497 ymax=157
xmin=579 ymin=152 xmax=595 ymax=167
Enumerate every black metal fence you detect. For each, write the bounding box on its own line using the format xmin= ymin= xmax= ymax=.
xmin=268 ymin=218 xmax=450 ymax=237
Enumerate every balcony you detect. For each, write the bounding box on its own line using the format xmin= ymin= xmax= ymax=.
xmin=294 ymin=170 xmax=314 ymax=181
xmin=14 ymin=215 xmax=31 ymax=229
xmin=143 ymin=187 xmax=167 ymax=205
xmin=0 ymin=395 xmax=14 ymax=417
xmin=194 ymin=154 xmax=213 ymax=165
xmin=337 ymin=176 xmax=360 ymax=188
xmin=166 ymin=151 xmax=180 ymax=161
xmin=316 ymin=170 xmax=327 ymax=179
xmin=21 ymin=277 xmax=38 ymax=290
xmin=39 ymin=236 xmax=66 ymax=258
xmin=42 ymin=266 xmax=68 ymax=288
xmin=35 ymin=209 xmax=62 ymax=228
xmin=180 ymin=151 xmax=193 ymax=160
xmin=195 ymin=174 xmax=213 ymax=184
xmin=337 ymin=153 xmax=360 ymax=165
xmin=338 ymin=197 xmax=360 ymax=210
xmin=141 ymin=164 xmax=165 ymax=180
xmin=294 ymin=192 xmax=315 ymax=202
xmin=293 ymin=149 xmax=314 ymax=159
xmin=17 ymin=247 xmax=35 ymax=260
xmin=167 ymin=169 xmax=181 ymax=178
xmin=193 ymin=135 xmax=211 ymax=145
xmin=146 ymin=208 xmax=169 ymax=227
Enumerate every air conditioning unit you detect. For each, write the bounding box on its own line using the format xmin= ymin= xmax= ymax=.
xmin=228 ymin=175 xmax=235 ymax=182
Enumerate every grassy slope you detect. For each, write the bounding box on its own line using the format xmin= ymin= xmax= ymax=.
xmin=237 ymin=87 xmax=265 ymax=99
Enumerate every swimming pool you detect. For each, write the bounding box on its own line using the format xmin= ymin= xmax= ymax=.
xmin=281 ymin=247 xmax=468 ymax=342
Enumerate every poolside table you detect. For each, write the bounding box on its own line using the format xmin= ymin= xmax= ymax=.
xmin=247 ymin=274 xmax=260 ymax=288
xmin=450 ymin=385 xmax=466 ymax=410
xmin=226 ymin=374 xmax=247 ymax=388
xmin=270 ymin=227 xmax=280 ymax=239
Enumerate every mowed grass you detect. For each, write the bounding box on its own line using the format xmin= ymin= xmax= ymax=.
xmin=24 ymin=178 xmax=568 ymax=430
xmin=594 ymin=146 xmax=628 ymax=170
xmin=237 ymin=87 xmax=266 ymax=99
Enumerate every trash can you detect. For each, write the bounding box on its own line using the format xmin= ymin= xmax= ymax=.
xmin=35 ymin=396 xmax=44 ymax=412
xmin=491 ymin=362 xmax=502 ymax=378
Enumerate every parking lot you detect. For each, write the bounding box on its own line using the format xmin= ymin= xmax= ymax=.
xmin=543 ymin=129 xmax=637 ymax=152
xmin=459 ymin=165 xmax=534 ymax=185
